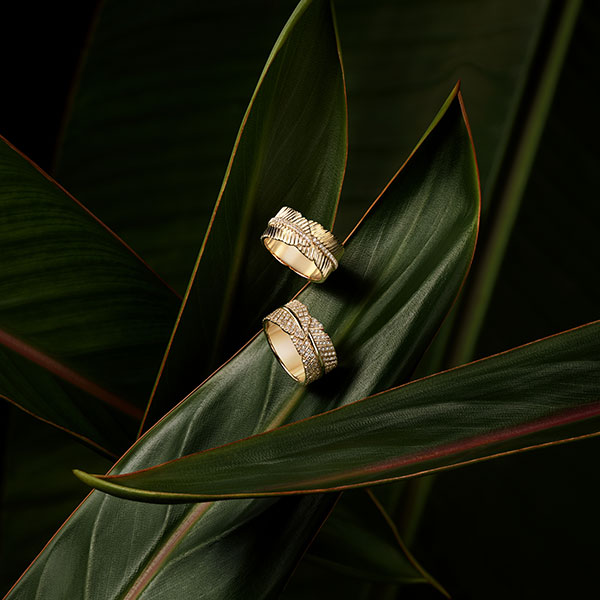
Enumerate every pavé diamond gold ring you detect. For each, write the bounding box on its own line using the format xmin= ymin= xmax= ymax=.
xmin=263 ymin=299 xmax=337 ymax=384
xmin=261 ymin=207 xmax=343 ymax=282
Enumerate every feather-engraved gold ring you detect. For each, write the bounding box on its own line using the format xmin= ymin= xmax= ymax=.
xmin=261 ymin=207 xmax=343 ymax=282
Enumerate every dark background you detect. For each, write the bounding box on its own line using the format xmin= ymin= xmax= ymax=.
xmin=0 ymin=2 xmax=98 ymax=171
xmin=0 ymin=1 xmax=598 ymax=598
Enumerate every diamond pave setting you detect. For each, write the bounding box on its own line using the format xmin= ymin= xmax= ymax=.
xmin=263 ymin=299 xmax=337 ymax=384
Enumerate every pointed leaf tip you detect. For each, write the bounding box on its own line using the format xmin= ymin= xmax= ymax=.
xmin=77 ymin=323 xmax=600 ymax=502
xmin=13 ymin=80 xmax=481 ymax=596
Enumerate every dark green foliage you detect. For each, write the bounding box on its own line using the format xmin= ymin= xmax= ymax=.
xmin=0 ymin=0 xmax=597 ymax=598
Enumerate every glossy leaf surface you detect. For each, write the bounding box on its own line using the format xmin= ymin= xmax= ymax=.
xmin=0 ymin=137 xmax=179 ymax=456
xmin=142 ymin=0 xmax=348 ymax=430
xmin=7 ymin=84 xmax=479 ymax=598
xmin=80 ymin=321 xmax=599 ymax=500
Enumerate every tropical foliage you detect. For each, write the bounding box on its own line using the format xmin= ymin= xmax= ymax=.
xmin=1 ymin=0 xmax=598 ymax=598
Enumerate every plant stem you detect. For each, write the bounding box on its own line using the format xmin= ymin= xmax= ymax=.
xmin=450 ymin=0 xmax=583 ymax=366
xmin=366 ymin=489 xmax=450 ymax=599
xmin=397 ymin=475 xmax=435 ymax=547
xmin=396 ymin=0 xmax=583 ymax=576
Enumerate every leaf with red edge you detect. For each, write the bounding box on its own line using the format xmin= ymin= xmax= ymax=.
xmin=140 ymin=0 xmax=348 ymax=433
xmin=7 ymin=80 xmax=479 ymax=599
xmin=0 ymin=136 xmax=180 ymax=456
xmin=77 ymin=321 xmax=600 ymax=500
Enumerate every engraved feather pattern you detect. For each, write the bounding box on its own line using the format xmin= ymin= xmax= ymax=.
xmin=261 ymin=206 xmax=344 ymax=280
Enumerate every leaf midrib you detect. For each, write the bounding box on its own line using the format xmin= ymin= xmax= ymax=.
xmin=0 ymin=328 xmax=141 ymax=420
xmin=120 ymin=502 xmax=212 ymax=600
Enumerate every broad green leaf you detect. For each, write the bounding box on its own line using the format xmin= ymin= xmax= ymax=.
xmin=0 ymin=137 xmax=180 ymax=456
xmin=142 ymin=0 xmax=348 ymax=431
xmin=7 ymin=86 xmax=479 ymax=598
xmin=55 ymin=0 xmax=298 ymax=293
xmin=0 ymin=407 xmax=110 ymax=594
xmin=78 ymin=321 xmax=599 ymax=500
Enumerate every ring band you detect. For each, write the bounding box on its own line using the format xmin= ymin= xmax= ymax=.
xmin=263 ymin=300 xmax=337 ymax=384
xmin=261 ymin=207 xmax=343 ymax=282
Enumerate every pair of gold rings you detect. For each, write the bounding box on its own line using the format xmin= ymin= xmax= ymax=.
xmin=261 ymin=207 xmax=342 ymax=385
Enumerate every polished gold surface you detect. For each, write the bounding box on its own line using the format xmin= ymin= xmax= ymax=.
xmin=263 ymin=299 xmax=337 ymax=384
xmin=263 ymin=320 xmax=306 ymax=382
xmin=262 ymin=238 xmax=322 ymax=281
xmin=261 ymin=206 xmax=343 ymax=282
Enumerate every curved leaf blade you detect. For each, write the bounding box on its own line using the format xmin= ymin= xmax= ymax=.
xmin=80 ymin=321 xmax=600 ymax=500
xmin=0 ymin=408 xmax=110 ymax=592
xmin=334 ymin=0 xmax=550 ymax=235
xmin=55 ymin=1 xmax=300 ymax=294
xmin=8 ymin=86 xmax=479 ymax=598
xmin=0 ymin=136 xmax=180 ymax=455
xmin=54 ymin=0 xmax=549 ymax=287
xmin=423 ymin=8 xmax=600 ymax=594
xmin=304 ymin=489 xmax=439 ymax=587
xmin=142 ymin=0 xmax=348 ymax=431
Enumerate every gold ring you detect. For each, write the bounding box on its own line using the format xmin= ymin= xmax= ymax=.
xmin=261 ymin=207 xmax=343 ymax=282
xmin=263 ymin=299 xmax=337 ymax=384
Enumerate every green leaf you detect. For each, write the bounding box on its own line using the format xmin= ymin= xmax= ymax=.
xmin=0 ymin=407 xmax=110 ymax=594
xmin=55 ymin=0 xmax=550 ymax=285
xmin=141 ymin=0 xmax=348 ymax=431
xmin=307 ymin=491 xmax=425 ymax=584
xmin=474 ymin=1 xmax=597 ymax=359
xmin=7 ymin=84 xmax=479 ymax=598
xmin=299 ymin=488 xmax=449 ymax=597
xmin=0 ymin=137 xmax=180 ymax=456
xmin=450 ymin=0 xmax=583 ymax=366
xmin=334 ymin=0 xmax=550 ymax=235
xmin=55 ymin=1 xmax=300 ymax=293
xmin=78 ymin=321 xmax=599 ymax=500
xmin=417 ymin=5 xmax=600 ymax=597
